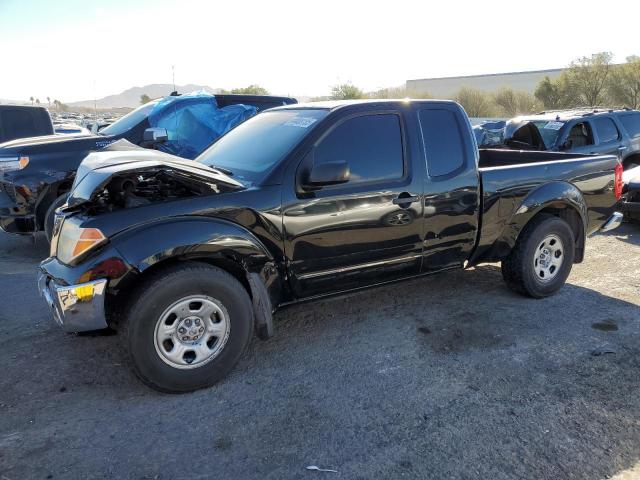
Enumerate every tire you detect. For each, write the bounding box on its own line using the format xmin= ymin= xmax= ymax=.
xmin=122 ymin=263 xmax=253 ymax=393
xmin=44 ymin=194 xmax=68 ymax=243
xmin=501 ymin=215 xmax=575 ymax=298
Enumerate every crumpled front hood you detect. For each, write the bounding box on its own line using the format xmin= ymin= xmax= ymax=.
xmin=67 ymin=140 xmax=244 ymax=207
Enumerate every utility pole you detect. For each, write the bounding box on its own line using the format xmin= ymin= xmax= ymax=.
xmin=93 ymin=80 xmax=97 ymax=121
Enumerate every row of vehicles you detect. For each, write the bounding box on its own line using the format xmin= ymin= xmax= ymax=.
xmin=18 ymin=97 xmax=624 ymax=392
xmin=0 ymin=93 xmax=297 ymax=239
xmin=475 ymin=107 xmax=640 ymax=218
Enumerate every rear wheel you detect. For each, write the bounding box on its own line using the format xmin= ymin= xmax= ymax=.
xmin=122 ymin=263 xmax=253 ymax=393
xmin=44 ymin=194 xmax=68 ymax=243
xmin=501 ymin=215 xmax=575 ymax=298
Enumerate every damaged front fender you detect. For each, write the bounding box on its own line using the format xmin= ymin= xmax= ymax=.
xmin=111 ymin=216 xmax=281 ymax=339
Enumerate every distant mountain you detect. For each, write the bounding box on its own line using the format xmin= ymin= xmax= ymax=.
xmin=69 ymin=84 xmax=221 ymax=109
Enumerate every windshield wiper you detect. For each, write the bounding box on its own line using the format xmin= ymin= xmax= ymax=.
xmin=208 ymin=165 xmax=234 ymax=176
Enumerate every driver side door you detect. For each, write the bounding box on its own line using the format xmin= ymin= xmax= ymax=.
xmin=282 ymin=110 xmax=424 ymax=298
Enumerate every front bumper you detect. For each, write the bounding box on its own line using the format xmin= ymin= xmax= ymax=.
xmin=37 ymin=273 xmax=108 ymax=332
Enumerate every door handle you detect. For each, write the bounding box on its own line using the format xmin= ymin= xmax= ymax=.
xmin=392 ymin=194 xmax=420 ymax=207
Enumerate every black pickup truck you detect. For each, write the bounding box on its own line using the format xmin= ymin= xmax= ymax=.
xmin=0 ymin=93 xmax=296 ymax=239
xmin=38 ymin=100 xmax=624 ymax=392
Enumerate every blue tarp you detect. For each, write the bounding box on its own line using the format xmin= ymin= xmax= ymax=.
xmin=148 ymin=91 xmax=257 ymax=159
xmin=473 ymin=120 xmax=506 ymax=147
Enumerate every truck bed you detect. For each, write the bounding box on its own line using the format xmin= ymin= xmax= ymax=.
xmin=478 ymin=148 xmax=588 ymax=169
xmin=474 ymin=149 xmax=619 ymax=263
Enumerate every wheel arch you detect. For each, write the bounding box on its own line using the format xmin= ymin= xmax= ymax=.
xmin=494 ymin=182 xmax=588 ymax=263
xmin=107 ymin=217 xmax=282 ymax=339
xmin=34 ymin=179 xmax=74 ymax=229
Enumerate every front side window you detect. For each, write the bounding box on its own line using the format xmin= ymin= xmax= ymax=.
xmin=314 ymin=114 xmax=404 ymax=184
xmin=419 ymin=109 xmax=466 ymax=177
xmin=566 ymin=122 xmax=594 ymax=148
xmin=594 ymin=118 xmax=620 ymax=144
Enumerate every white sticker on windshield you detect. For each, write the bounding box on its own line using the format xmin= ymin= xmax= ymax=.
xmin=284 ymin=117 xmax=318 ymax=128
xmin=543 ymin=121 xmax=564 ymax=130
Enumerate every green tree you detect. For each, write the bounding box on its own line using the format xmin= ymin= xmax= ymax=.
xmin=35 ymin=98 xmax=40 ymax=105
xmin=230 ymin=85 xmax=269 ymax=95
xmin=534 ymin=74 xmax=580 ymax=110
xmin=454 ymin=86 xmax=494 ymax=117
xmin=493 ymin=87 xmax=537 ymax=116
xmin=565 ymin=52 xmax=613 ymax=106
xmin=330 ymin=83 xmax=364 ymax=100
xmin=534 ymin=76 xmax=562 ymax=109
xmin=608 ymin=55 xmax=640 ymax=108
xmin=29 ymin=96 xmax=34 ymax=105
xmin=46 ymin=96 xmax=51 ymax=107
xmin=140 ymin=94 xmax=152 ymax=105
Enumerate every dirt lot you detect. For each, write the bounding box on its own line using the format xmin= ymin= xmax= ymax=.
xmin=0 ymin=225 xmax=639 ymax=480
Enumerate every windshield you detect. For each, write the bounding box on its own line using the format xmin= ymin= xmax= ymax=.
xmin=100 ymin=99 xmax=161 ymax=136
xmin=529 ymin=120 xmax=565 ymax=149
xmin=196 ymin=109 xmax=328 ymax=184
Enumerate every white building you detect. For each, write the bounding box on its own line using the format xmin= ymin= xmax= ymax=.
xmin=406 ymin=68 xmax=564 ymax=97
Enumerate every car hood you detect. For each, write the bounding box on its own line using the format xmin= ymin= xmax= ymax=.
xmin=67 ymin=140 xmax=244 ymax=207
xmin=0 ymin=132 xmax=116 ymax=155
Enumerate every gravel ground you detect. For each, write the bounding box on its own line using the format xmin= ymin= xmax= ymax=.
xmin=0 ymin=225 xmax=639 ymax=480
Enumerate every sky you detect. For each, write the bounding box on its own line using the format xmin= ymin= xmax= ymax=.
xmin=0 ymin=0 xmax=638 ymax=102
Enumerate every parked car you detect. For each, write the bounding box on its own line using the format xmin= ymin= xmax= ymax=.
xmin=478 ymin=108 xmax=640 ymax=172
xmin=53 ymin=122 xmax=91 ymax=135
xmin=0 ymin=92 xmax=296 ymax=240
xmin=38 ymin=99 xmax=623 ymax=392
xmin=0 ymin=105 xmax=54 ymax=143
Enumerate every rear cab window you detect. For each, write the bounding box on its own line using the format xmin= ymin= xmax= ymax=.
xmin=418 ymin=108 xmax=467 ymax=177
xmin=0 ymin=108 xmax=50 ymax=142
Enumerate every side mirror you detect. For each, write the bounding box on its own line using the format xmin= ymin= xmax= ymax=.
xmin=143 ymin=127 xmax=168 ymax=143
xmin=306 ymin=161 xmax=350 ymax=187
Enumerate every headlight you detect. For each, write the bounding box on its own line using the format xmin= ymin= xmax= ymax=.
xmin=56 ymin=216 xmax=107 ymax=265
xmin=0 ymin=156 xmax=29 ymax=173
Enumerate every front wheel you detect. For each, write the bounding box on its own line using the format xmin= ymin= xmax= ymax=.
xmin=501 ymin=215 xmax=575 ymax=298
xmin=122 ymin=263 xmax=253 ymax=393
